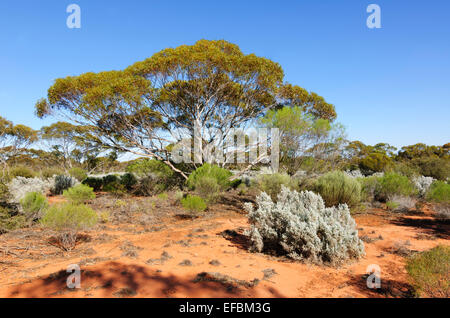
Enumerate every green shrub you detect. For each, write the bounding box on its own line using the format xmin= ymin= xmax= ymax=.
xmin=358 ymin=176 xmax=379 ymax=202
xmin=0 ymin=206 xmax=26 ymax=233
xmin=63 ymin=184 xmax=96 ymax=204
xmin=69 ymin=167 xmax=88 ymax=182
xmin=126 ymin=159 xmax=174 ymax=179
xmin=20 ymin=192 xmax=48 ymax=219
xmin=406 ymin=245 xmax=450 ymax=298
xmin=40 ymin=203 xmax=98 ymax=250
xmin=426 ymin=181 xmax=450 ymax=203
xmin=120 ymin=173 xmax=137 ymax=190
xmin=386 ymin=201 xmax=400 ymax=211
xmin=414 ymin=157 xmax=450 ymax=181
xmin=157 ymin=192 xmax=169 ymax=201
xmin=82 ymin=177 xmax=103 ymax=192
xmin=181 ymin=195 xmax=207 ymax=213
xmin=257 ymin=173 xmax=293 ymax=201
xmin=52 ymin=175 xmax=76 ymax=195
xmin=195 ymin=176 xmax=222 ymax=203
xmin=41 ymin=167 xmax=64 ymax=179
xmin=102 ymin=174 xmax=119 ymax=186
xmin=376 ymin=172 xmax=415 ymax=201
xmin=10 ymin=166 xmax=36 ymax=179
xmin=313 ymin=171 xmax=361 ymax=208
xmin=187 ymin=163 xmax=232 ymax=191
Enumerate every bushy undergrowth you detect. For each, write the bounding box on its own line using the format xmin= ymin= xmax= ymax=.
xmin=69 ymin=167 xmax=88 ymax=182
xmin=63 ymin=184 xmax=96 ymax=204
xmin=413 ymin=176 xmax=435 ymax=197
xmin=314 ymin=171 xmax=361 ymax=208
xmin=82 ymin=177 xmax=103 ymax=191
xmin=40 ymin=203 xmax=98 ymax=250
xmin=376 ymin=172 xmax=415 ymax=201
xmin=187 ymin=163 xmax=232 ymax=190
xmin=52 ymin=175 xmax=77 ymax=195
xmin=256 ymin=173 xmax=294 ymax=201
xmin=245 ymin=186 xmax=365 ymax=265
xmin=20 ymin=192 xmax=48 ymax=220
xmin=9 ymin=166 xmax=36 ymax=179
xmin=426 ymin=181 xmax=450 ymax=203
xmin=0 ymin=205 xmax=25 ymax=233
xmin=181 ymin=195 xmax=207 ymax=212
xmin=406 ymin=245 xmax=450 ymax=298
xmin=8 ymin=176 xmax=54 ymax=203
xmin=41 ymin=167 xmax=64 ymax=179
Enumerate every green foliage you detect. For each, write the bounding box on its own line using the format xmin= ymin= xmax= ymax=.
xmin=20 ymin=192 xmax=48 ymax=219
xmin=52 ymin=175 xmax=75 ymax=195
xmin=386 ymin=201 xmax=400 ymax=211
xmin=406 ymin=245 xmax=450 ymax=298
xmin=181 ymin=195 xmax=207 ymax=213
xmin=82 ymin=177 xmax=103 ymax=191
xmin=157 ymin=192 xmax=169 ymax=201
xmin=314 ymin=171 xmax=361 ymax=208
xmin=63 ymin=184 xmax=96 ymax=204
xmin=9 ymin=166 xmax=36 ymax=179
xmin=359 ymin=153 xmax=392 ymax=173
xmin=69 ymin=167 xmax=88 ymax=182
xmin=127 ymin=159 xmax=173 ymax=178
xmin=41 ymin=203 xmax=98 ymax=233
xmin=194 ymin=176 xmax=221 ymax=203
xmin=414 ymin=157 xmax=450 ymax=181
xmin=0 ymin=205 xmax=26 ymax=233
xmin=120 ymin=173 xmax=137 ymax=190
xmin=187 ymin=164 xmax=232 ymax=191
xmin=376 ymin=172 xmax=415 ymax=201
xmin=257 ymin=173 xmax=294 ymax=201
xmin=357 ymin=176 xmax=379 ymax=202
xmin=41 ymin=167 xmax=64 ymax=179
xmin=426 ymin=181 xmax=450 ymax=203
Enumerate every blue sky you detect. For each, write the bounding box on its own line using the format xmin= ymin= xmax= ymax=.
xmin=0 ymin=0 xmax=449 ymax=149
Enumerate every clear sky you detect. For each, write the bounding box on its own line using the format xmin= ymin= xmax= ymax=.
xmin=0 ymin=0 xmax=449 ymax=149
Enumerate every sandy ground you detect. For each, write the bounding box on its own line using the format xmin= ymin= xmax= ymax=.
xmin=0 ymin=197 xmax=448 ymax=298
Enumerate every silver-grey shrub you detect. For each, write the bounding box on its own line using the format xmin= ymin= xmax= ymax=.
xmin=8 ymin=177 xmax=55 ymax=203
xmin=412 ymin=176 xmax=435 ymax=197
xmin=244 ymin=186 xmax=365 ymax=265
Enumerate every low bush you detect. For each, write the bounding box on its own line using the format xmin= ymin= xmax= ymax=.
xmin=426 ymin=181 xmax=450 ymax=203
xmin=52 ymin=175 xmax=76 ymax=195
xmin=187 ymin=164 xmax=232 ymax=191
xmin=40 ymin=203 xmax=98 ymax=250
xmin=8 ymin=177 xmax=54 ymax=203
xmin=244 ymin=186 xmax=365 ymax=265
xmin=256 ymin=173 xmax=293 ymax=201
xmin=358 ymin=176 xmax=379 ymax=202
xmin=69 ymin=167 xmax=88 ymax=182
xmin=9 ymin=166 xmax=36 ymax=179
xmin=20 ymin=192 xmax=48 ymax=220
xmin=195 ymin=176 xmax=221 ymax=203
xmin=0 ymin=205 xmax=26 ymax=233
xmin=406 ymin=245 xmax=450 ymax=297
xmin=376 ymin=172 xmax=415 ymax=201
xmin=386 ymin=201 xmax=399 ymax=211
xmin=41 ymin=167 xmax=64 ymax=179
xmin=120 ymin=173 xmax=137 ymax=190
xmin=386 ymin=195 xmax=416 ymax=212
xmin=314 ymin=171 xmax=361 ymax=208
xmin=157 ymin=192 xmax=169 ymax=201
xmin=413 ymin=175 xmax=435 ymax=197
xmin=63 ymin=184 xmax=96 ymax=204
xmin=181 ymin=195 xmax=207 ymax=213
xmin=82 ymin=177 xmax=103 ymax=192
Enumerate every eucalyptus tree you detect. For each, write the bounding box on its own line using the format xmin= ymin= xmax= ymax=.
xmin=36 ymin=40 xmax=336 ymax=179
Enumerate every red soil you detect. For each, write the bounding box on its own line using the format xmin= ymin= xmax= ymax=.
xmin=0 ymin=201 xmax=448 ymax=298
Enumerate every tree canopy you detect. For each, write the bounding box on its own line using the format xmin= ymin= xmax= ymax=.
xmin=35 ymin=40 xmax=336 ymax=178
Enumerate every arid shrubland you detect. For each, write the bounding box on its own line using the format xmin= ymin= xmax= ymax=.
xmin=245 ymin=186 xmax=365 ymax=265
